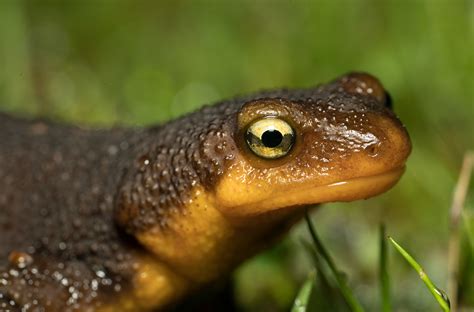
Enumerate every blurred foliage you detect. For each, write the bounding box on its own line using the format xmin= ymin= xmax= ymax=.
xmin=0 ymin=0 xmax=472 ymax=311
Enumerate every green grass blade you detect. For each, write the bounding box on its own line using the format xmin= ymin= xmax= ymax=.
xmin=291 ymin=272 xmax=315 ymax=312
xmin=388 ymin=236 xmax=451 ymax=311
xmin=301 ymin=239 xmax=335 ymax=291
xmin=305 ymin=211 xmax=365 ymax=312
xmin=301 ymin=238 xmax=348 ymax=310
xmin=463 ymin=211 xmax=474 ymax=252
xmin=380 ymin=225 xmax=392 ymax=312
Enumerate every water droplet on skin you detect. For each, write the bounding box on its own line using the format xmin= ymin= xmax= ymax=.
xmin=91 ymin=279 xmax=99 ymax=291
xmin=138 ymin=155 xmax=151 ymax=171
xmin=8 ymin=269 xmax=18 ymax=277
xmin=58 ymin=242 xmax=67 ymax=250
xmin=95 ymin=270 xmax=106 ymax=278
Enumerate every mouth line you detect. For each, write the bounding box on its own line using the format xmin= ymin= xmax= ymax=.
xmin=324 ymin=166 xmax=406 ymax=191
xmin=225 ymin=166 xmax=406 ymax=218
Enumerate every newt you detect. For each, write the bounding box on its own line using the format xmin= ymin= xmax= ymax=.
xmin=0 ymin=73 xmax=411 ymax=311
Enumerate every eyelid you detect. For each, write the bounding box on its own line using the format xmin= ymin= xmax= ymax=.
xmin=246 ymin=118 xmax=293 ymax=138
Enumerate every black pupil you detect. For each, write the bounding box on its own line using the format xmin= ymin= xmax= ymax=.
xmin=261 ymin=130 xmax=283 ymax=148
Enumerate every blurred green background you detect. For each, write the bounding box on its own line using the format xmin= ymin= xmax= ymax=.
xmin=0 ymin=0 xmax=472 ymax=311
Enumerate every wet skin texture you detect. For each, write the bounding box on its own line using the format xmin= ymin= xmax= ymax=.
xmin=0 ymin=73 xmax=411 ymax=311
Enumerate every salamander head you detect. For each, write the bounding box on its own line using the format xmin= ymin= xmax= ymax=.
xmin=215 ymin=72 xmax=411 ymax=218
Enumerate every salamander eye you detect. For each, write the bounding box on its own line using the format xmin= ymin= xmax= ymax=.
xmin=245 ymin=118 xmax=295 ymax=159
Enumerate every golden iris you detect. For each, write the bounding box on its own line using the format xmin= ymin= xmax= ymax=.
xmin=245 ymin=118 xmax=295 ymax=159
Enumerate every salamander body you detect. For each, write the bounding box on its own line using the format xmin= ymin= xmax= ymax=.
xmin=0 ymin=73 xmax=411 ymax=311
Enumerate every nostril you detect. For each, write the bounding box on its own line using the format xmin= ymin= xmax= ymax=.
xmin=367 ymin=144 xmax=379 ymax=157
xmin=384 ymin=91 xmax=393 ymax=109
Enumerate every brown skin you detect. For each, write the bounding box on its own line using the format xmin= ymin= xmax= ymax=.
xmin=0 ymin=73 xmax=411 ymax=311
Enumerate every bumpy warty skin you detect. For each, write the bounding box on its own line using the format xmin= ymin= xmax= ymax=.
xmin=0 ymin=114 xmax=146 ymax=310
xmin=117 ymin=80 xmax=393 ymax=232
xmin=0 ymin=73 xmax=408 ymax=311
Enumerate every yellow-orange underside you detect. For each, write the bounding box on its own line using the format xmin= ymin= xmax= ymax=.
xmin=97 ymin=157 xmax=405 ymax=311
